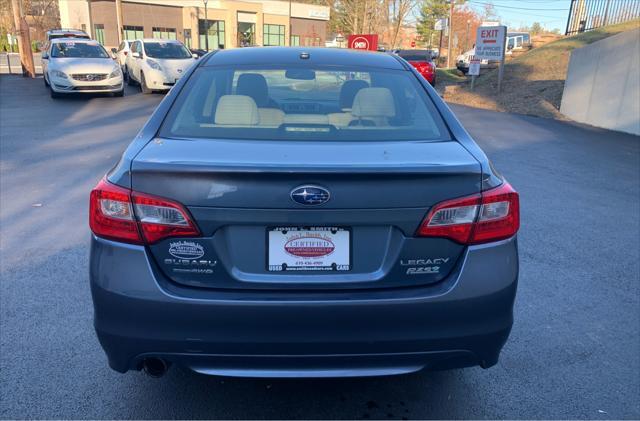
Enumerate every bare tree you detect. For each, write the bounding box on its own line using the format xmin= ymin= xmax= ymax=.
xmin=388 ymin=0 xmax=418 ymax=48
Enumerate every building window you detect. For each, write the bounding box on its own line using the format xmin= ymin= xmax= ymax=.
xmin=238 ymin=22 xmax=255 ymax=47
xmin=94 ymin=24 xmax=105 ymax=45
xmin=123 ymin=25 xmax=144 ymax=41
xmin=152 ymin=27 xmax=177 ymax=40
xmin=263 ymin=24 xmax=285 ymax=46
xmin=199 ymin=19 xmax=225 ymax=51
xmin=184 ymin=29 xmax=192 ymax=48
xmin=290 ymin=35 xmax=300 ymax=46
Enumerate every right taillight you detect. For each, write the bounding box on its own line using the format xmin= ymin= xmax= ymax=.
xmin=89 ymin=178 xmax=200 ymax=245
xmin=417 ymin=182 xmax=519 ymax=245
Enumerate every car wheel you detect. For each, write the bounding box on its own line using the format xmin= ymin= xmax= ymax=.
xmin=127 ymin=69 xmax=136 ymax=86
xmin=140 ymin=72 xmax=152 ymax=94
xmin=113 ymin=87 xmax=124 ymax=97
xmin=43 ymin=73 xmax=49 ymax=87
xmin=50 ymin=86 xmax=61 ymax=99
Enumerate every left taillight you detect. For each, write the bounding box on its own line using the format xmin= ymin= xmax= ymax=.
xmin=416 ymin=182 xmax=520 ymax=245
xmin=89 ymin=178 xmax=200 ymax=245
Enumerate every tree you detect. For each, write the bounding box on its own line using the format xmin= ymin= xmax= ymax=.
xmin=480 ymin=1 xmax=499 ymax=23
xmin=416 ymin=0 xmax=449 ymax=47
xmin=389 ymin=0 xmax=419 ymax=48
xmin=530 ymin=21 xmax=543 ymax=35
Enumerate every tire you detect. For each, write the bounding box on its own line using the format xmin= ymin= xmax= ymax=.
xmin=43 ymin=73 xmax=49 ymax=87
xmin=140 ymin=72 xmax=152 ymax=94
xmin=50 ymin=86 xmax=61 ymax=99
xmin=127 ymin=68 xmax=136 ymax=86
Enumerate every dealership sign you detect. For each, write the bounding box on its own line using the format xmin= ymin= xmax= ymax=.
xmin=348 ymin=34 xmax=379 ymax=51
xmin=474 ymin=25 xmax=507 ymax=60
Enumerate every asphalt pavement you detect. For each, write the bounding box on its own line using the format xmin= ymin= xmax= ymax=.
xmin=1 ymin=75 xmax=639 ymax=419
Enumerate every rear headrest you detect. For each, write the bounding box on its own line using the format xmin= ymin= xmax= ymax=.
xmin=339 ymin=79 xmax=369 ymax=110
xmin=236 ymin=73 xmax=270 ymax=107
xmin=214 ymin=95 xmax=259 ymax=125
xmin=351 ymin=88 xmax=395 ymax=118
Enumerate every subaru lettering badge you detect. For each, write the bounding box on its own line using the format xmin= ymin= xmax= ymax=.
xmin=290 ymin=185 xmax=330 ymax=205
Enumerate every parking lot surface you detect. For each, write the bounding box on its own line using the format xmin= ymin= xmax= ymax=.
xmin=1 ymin=75 xmax=638 ymax=419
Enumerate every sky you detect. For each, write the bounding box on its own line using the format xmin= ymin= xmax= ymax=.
xmin=465 ymin=0 xmax=574 ymax=32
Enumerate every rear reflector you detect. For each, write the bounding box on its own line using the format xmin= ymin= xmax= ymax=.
xmin=417 ymin=182 xmax=519 ymax=244
xmin=89 ymin=178 xmax=200 ymax=245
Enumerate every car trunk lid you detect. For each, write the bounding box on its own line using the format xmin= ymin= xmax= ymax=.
xmin=132 ymin=137 xmax=481 ymax=290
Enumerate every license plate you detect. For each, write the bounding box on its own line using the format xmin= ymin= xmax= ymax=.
xmin=268 ymin=227 xmax=350 ymax=272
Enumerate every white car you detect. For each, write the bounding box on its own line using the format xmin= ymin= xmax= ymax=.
xmin=125 ymin=39 xmax=196 ymax=94
xmin=42 ymin=38 xmax=124 ymax=98
xmin=111 ymin=40 xmax=134 ymax=74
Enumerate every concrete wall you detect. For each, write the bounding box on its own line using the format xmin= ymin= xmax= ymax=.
xmin=560 ymin=28 xmax=640 ymax=136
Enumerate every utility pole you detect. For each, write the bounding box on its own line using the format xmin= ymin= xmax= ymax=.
xmin=86 ymin=0 xmax=93 ymax=38
xmin=115 ymin=0 xmax=124 ymax=44
xmin=203 ymin=0 xmax=209 ymax=51
xmin=10 ymin=0 xmax=35 ymax=78
xmin=446 ymin=0 xmax=454 ymax=68
xmin=288 ymin=0 xmax=292 ymax=46
xmin=465 ymin=19 xmax=470 ymax=51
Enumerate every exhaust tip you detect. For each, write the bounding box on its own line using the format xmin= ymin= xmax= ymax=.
xmin=142 ymin=357 xmax=168 ymax=378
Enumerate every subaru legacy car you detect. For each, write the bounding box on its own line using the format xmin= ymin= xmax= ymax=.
xmin=43 ymin=38 xmax=124 ymax=98
xmin=90 ymin=47 xmax=519 ymax=378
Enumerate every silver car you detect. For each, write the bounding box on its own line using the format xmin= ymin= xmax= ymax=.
xmin=42 ymin=38 xmax=124 ymax=98
xmin=89 ymin=47 xmax=520 ymax=378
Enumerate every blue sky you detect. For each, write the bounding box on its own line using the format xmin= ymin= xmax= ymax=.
xmin=466 ymin=0 xmax=573 ymax=32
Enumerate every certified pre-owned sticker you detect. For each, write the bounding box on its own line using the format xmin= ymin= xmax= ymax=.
xmin=168 ymin=241 xmax=205 ymax=260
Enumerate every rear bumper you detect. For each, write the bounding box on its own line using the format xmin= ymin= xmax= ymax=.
xmin=90 ymin=236 xmax=518 ymax=377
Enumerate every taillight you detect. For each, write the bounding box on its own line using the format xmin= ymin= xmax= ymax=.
xmin=417 ymin=182 xmax=519 ymax=244
xmin=89 ymin=178 xmax=200 ymax=245
xmin=410 ymin=61 xmax=433 ymax=75
xmin=132 ymin=191 xmax=200 ymax=244
xmin=89 ymin=179 xmax=142 ymax=244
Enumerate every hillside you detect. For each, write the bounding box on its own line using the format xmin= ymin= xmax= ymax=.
xmin=440 ymin=19 xmax=640 ymax=119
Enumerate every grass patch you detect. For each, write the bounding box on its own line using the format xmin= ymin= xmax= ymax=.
xmin=436 ymin=68 xmax=467 ymax=84
xmin=443 ymin=19 xmax=640 ymax=119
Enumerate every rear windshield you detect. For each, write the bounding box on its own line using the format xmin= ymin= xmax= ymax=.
xmin=160 ymin=66 xmax=450 ymax=142
xmin=398 ymin=54 xmax=430 ymax=61
xmin=145 ymin=42 xmax=191 ymax=59
xmin=51 ymin=41 xmax=109 ymax=58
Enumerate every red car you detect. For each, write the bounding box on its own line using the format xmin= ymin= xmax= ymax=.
xmin=396 ymin=49 xmax=436 ymax=86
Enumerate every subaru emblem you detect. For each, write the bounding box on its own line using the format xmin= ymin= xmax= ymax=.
xmin=290 ymin=185 xmax=330 ymax=205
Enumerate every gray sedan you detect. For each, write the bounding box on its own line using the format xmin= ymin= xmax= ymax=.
xmin=89 ymin=47 xmax=520 ymax=378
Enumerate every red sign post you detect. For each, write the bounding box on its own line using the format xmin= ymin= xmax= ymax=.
xmin=347 ymin=34 xmax=379 ymax=51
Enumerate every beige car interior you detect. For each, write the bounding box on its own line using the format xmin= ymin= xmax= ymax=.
xmin=204 ymin=74 xmax=398 ymax=129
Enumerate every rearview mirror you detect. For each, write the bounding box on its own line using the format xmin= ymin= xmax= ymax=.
xmin=285 ymin=69 xmax=316 ymax=80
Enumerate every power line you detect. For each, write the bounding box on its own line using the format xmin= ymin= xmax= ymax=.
xmin=467 ymin=1 xmax=570 ymax=11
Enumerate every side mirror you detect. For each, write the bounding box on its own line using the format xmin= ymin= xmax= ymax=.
xmin=192 ymin=53 xmax=198 ymax=59
xmin=132 ymin=52 xmax=141 ymax=59
xmin=110 ymin=47 xmax=117 ymax=54
xmin=41 ymin=52 xmax=48 ymax=59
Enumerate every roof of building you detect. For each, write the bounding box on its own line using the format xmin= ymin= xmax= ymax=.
xmin=204 ymin=47 xmax=406 ymax=70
